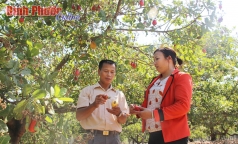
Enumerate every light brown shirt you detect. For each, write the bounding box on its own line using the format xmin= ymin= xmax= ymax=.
xmin=76 ymin=83 xmax=129 ymax=132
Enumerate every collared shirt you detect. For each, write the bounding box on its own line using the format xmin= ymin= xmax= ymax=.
xmin=76 ymin=83 xmax=129 ymax=132
xmin=146 ymin=77 xmax=169 ymax=132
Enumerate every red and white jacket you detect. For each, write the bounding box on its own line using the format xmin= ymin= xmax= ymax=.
xmin=141 ymin=68 xmax=193 ymax=143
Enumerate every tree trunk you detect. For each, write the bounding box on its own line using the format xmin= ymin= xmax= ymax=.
xmin=6 ymin=118 xmax=26 ymax=144
xmin=211 ymin=133 xmax=217 ymax=141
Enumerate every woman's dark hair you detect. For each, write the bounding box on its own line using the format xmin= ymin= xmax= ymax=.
xmin=99 ymin=60 xmax=117 ymax=70
xmin=153 ymin=47 xmax=183 ymax=66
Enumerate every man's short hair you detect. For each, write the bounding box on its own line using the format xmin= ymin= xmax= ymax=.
xmin=99 ymin=60 xmax=117 ymax=70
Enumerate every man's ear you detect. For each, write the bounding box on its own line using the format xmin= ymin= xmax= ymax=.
xmin=98 ymin=69 xmax=100 ymax=75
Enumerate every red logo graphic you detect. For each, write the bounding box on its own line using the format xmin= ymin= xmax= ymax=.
xmin=6 ymin=6 xmax=62 ymax=16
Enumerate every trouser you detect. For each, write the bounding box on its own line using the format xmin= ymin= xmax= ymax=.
xmin=149 ymin=130 xmax=188 ymax=144
xmin=87 ymin=130 xmax=121 ymax=144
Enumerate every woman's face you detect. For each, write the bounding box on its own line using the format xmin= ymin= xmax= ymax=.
xmin=153 ymin=51 xmax=169 ymax=74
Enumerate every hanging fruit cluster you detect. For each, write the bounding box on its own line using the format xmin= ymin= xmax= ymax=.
xmin=92 ymin=4 xmax=101 ymax=12
xmin=28 ymin=119 xmax=38 ymax=133
xmin=130 ymin=62 xmax=137 ymax=69
xmin=72 ymin=4 xmax=81 ymax=11
xmin=22 ymin=110 xmax=42 ymax=134
xmin=19 ymin=16 xmax=24 ymax=23
xmin=74 ymin=68 xmax=80 ymax=81
xmin=139 ymin=0 xmax=144 ymax=7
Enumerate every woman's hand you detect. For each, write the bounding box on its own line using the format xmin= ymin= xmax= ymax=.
xmin=134 ymin=107 xmax=153 ymax=120
xmin=129 ymin=104 xmax=141 ymax=114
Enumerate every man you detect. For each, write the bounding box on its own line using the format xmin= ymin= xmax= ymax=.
xmin=76 ymin=59 xmax=129 ymax=144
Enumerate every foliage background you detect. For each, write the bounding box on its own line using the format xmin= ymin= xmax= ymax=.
xmin=0 ymin=0 xmax=238 ymax=143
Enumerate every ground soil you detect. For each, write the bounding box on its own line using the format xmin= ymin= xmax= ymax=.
xmin=189 ymin=140 xmax=238 ymax=144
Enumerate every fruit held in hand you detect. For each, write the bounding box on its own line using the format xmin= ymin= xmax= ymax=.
xmin=134 ymin=105 xmax=141 ymax=111
xmin=102 ymin=95 xmax=110 ymax=100
xmin=111 ymin=100 xmax=118 ymax=107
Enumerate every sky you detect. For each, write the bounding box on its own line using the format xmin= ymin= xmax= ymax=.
xmin=220 ymin=0 xmax=238 ymax=32
xmin=136 ymin=0 xmax=238 ymax=45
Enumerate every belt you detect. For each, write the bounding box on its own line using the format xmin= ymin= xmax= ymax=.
xmin=87 ymin=130 xmax=120 ymax=136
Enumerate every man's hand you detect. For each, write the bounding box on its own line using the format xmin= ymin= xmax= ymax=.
xmin=92 ymin=94 xmax=107 ymax=108
xmin=106 ymin=106 xmax=121 ymax=116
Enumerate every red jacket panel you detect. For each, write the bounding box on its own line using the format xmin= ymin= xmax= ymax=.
xmin=141 ymin=68 xmax=193 ymax=142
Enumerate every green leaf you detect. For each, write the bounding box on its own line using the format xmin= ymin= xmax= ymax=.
xmin=23 ymin=84 xmax=32 ymax=97
xmin=17 ymin=53 xmax=24 ymax=60
xmin=59 ymin=88 xmax=67 ymax=96
xmin=0 ymin=72 xmax=11 ymax=87
xmin=0 ymin=119 xmax=8 ymax=133
xmin=168 ymin=13 xmax=172 ymax=19
xmin=49 ymin=71 xmax=58 ymax=80
xmin=125 ymin=60 xmax=129 ymax=65
xmin=45 ymin=116 xmax=53 ymax=123
xmin=32 ymin=89 xmax=47 ymax=99
xmin=5 ymin=60 xmax=15 ymax=68
xmin=35 ymin=43 xmax=43 ymax=49
xmin=57 ymin=98 xmax=74 ymax=102
xmin=95 ymin=38 xmax=102 ymax=47
xmin=34 ymin=103 xmax=45 ymax=114
xmin=57 ymin=116 xmax=64 ymax=129
xmin=54 ymin=85 xmax=60 ymax=97
xmin=26 ymin=40 xmax=33 ymax=49
xmin=13 ymin=100 xmax=27 ymax=120
xmin=31 ymin=48 xmax=39 ymax=57
xmin=0 ymin=105 xmax=13 ymax=118
xmin=20 ymin=68 xmax=31 ymax=75
xmin=98 ymin=10 xmax=106 ymax=18
xmin=13 ymin=76 xmax=28 ymax=88
xmin=0 ymin=135 xmax=11 ymax=144
xmin=136 ymin=23 xmax=145 ymax=29
xmin=47 ymin=132 xmax=56 ymax=143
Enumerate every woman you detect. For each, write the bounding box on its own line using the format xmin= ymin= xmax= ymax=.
xmin=130 ymin=47 xmax=193 ymax=144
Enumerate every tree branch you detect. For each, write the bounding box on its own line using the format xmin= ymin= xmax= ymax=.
xmin=105 ymin=36 xmax=151 ymax=59
xmin=113 ymin=0 xmax=122 ymax=21
xmin=54 ymin=54 xmax=70 ymax=72
xmin=130 ymin=136 xmax=140 ymax=144
xmin=114 ymin=15 xmax=202 ymax=33
xmin=53 ymin=105 xmax=76 ymax=113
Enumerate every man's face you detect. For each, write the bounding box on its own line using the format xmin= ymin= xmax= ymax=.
xmin=98 ymin=63 xmax=116 ymax=85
